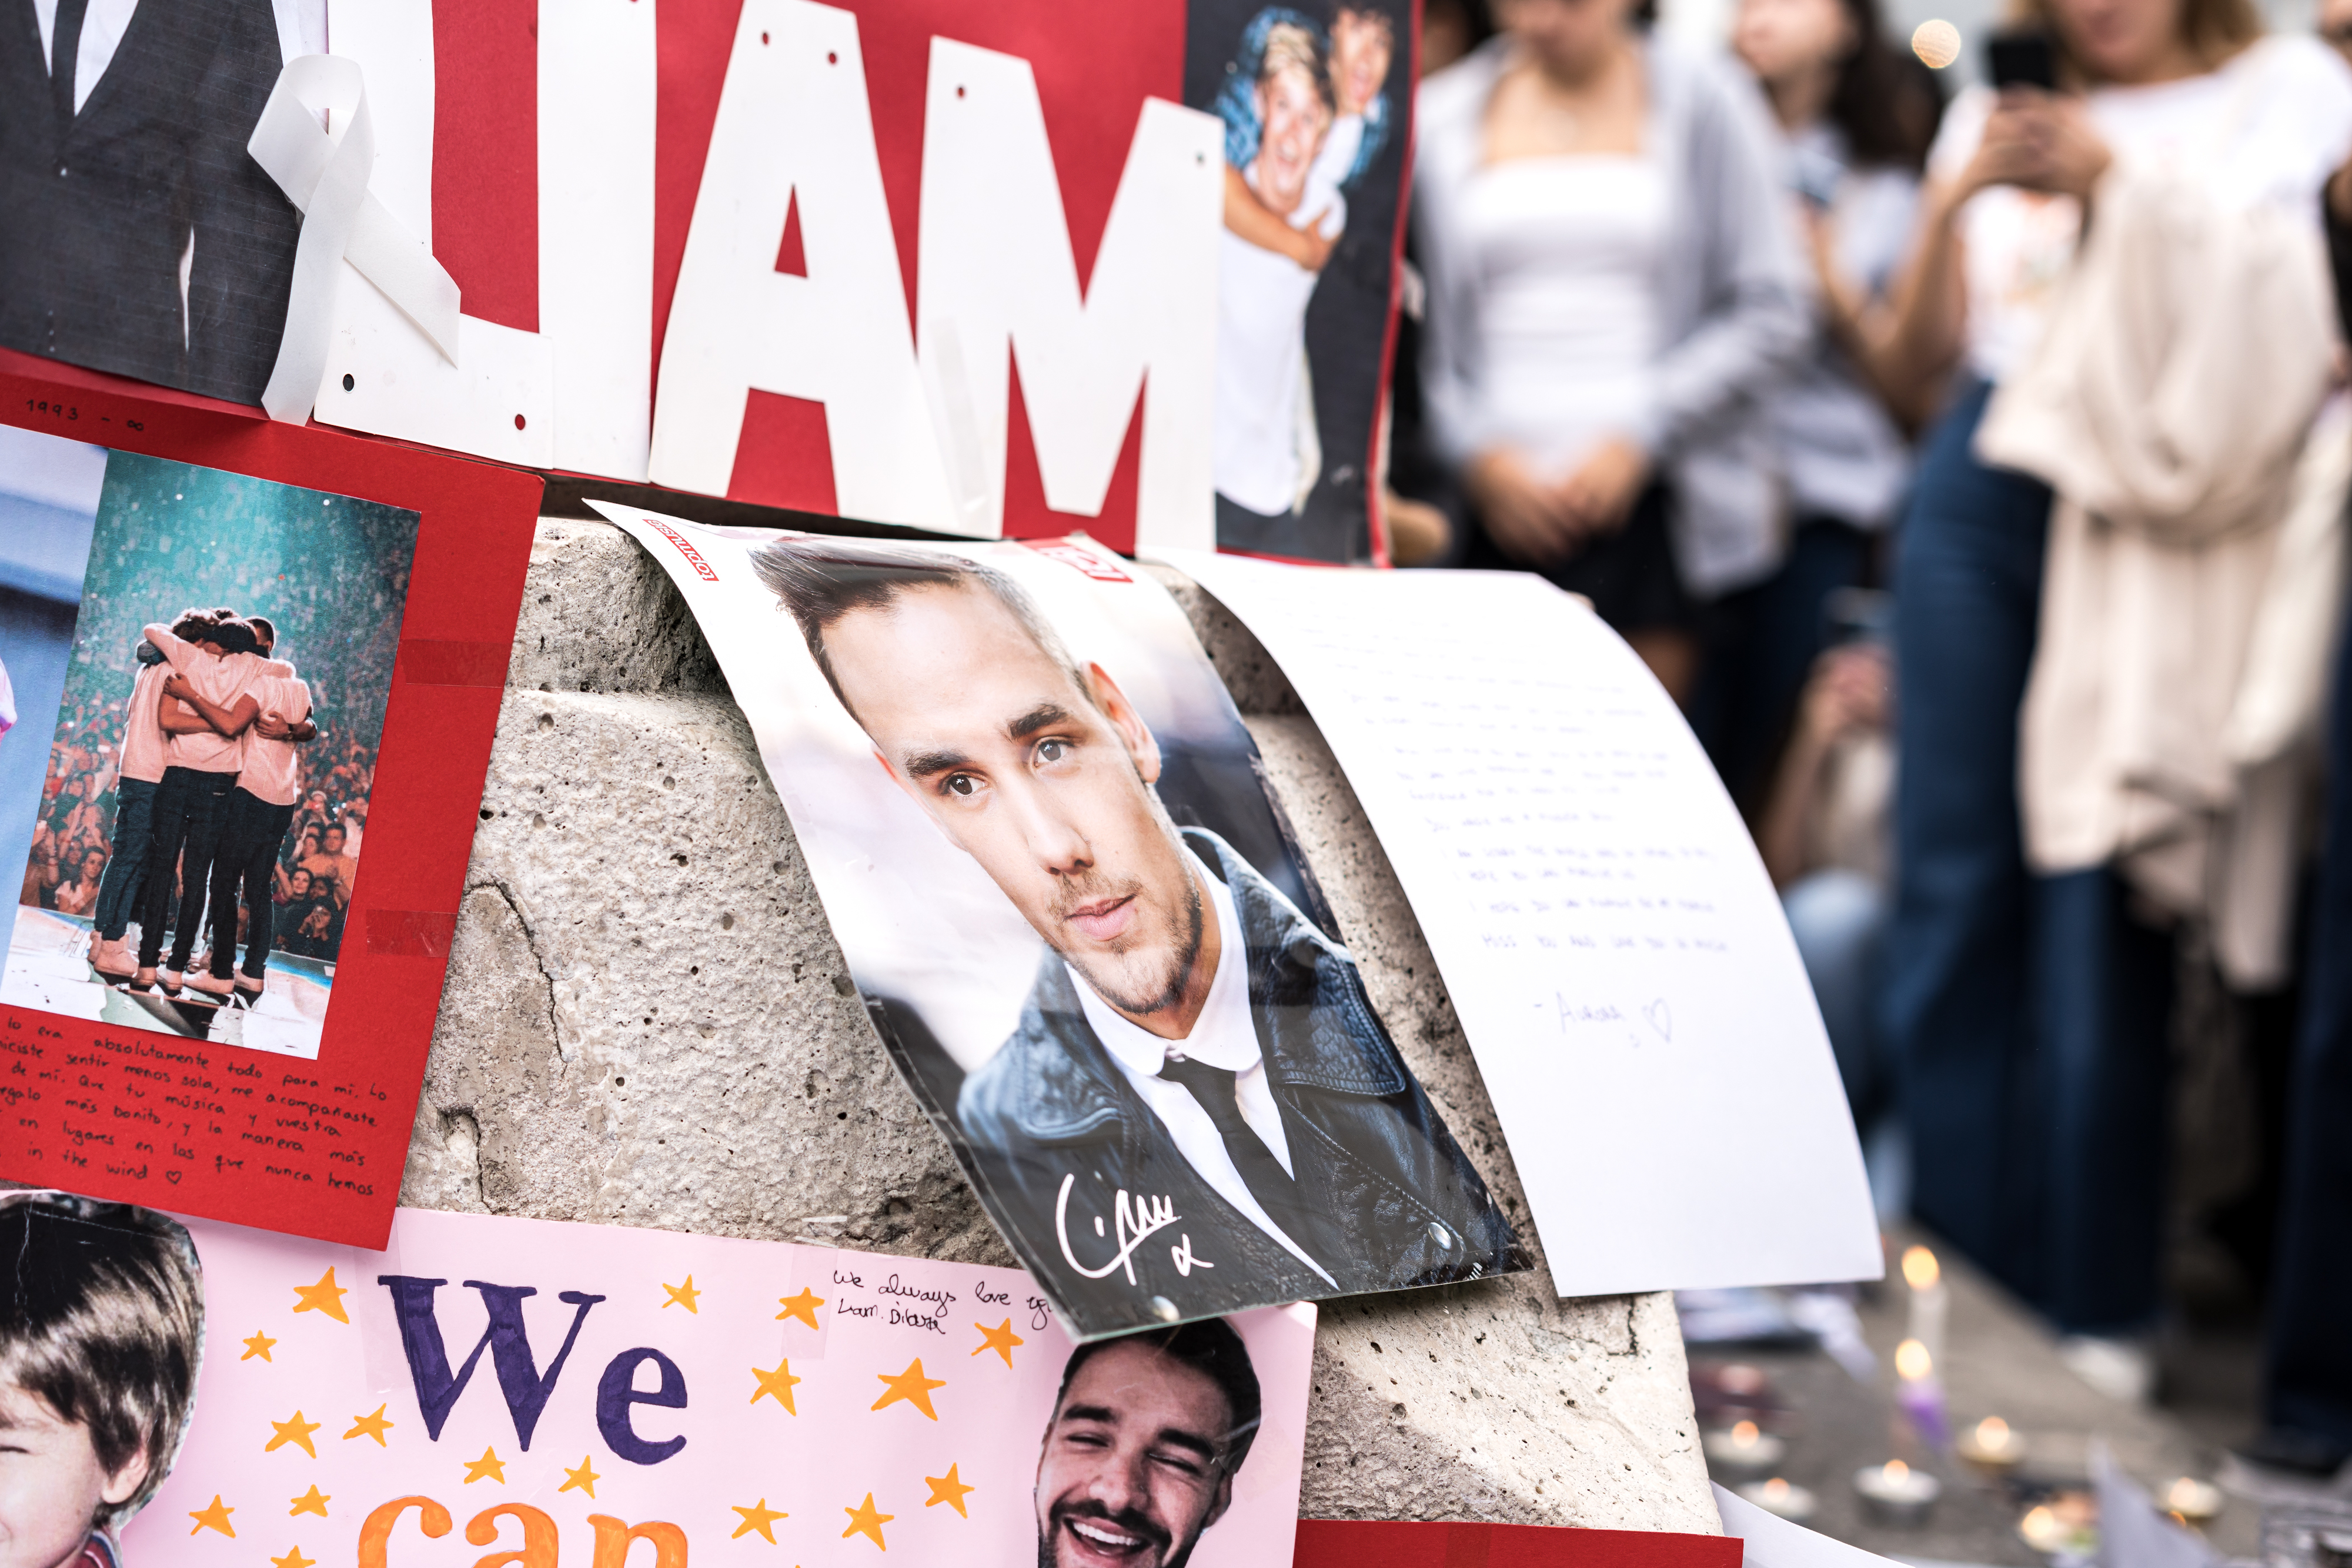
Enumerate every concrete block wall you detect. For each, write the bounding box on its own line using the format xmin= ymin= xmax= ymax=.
xmin=402 ymin=520 xmax=1719 ymax=1533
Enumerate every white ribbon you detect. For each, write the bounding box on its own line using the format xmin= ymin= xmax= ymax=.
xmin=249 ymin=55 xmax=462 ymax=423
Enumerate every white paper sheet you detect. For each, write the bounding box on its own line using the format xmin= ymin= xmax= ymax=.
xmin=1155 ymin=553 xmax=1882 ymax=1296
xmin=1714 ymin=1485 xmax=1904 ymax=1566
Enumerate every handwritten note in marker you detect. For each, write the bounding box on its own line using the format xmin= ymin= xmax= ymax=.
xmin=1154 ymin=554 xmax=1881 ymax=1296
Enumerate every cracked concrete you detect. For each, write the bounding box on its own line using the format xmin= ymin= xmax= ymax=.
xmin=402 ymin=520 xmax=1717 ymax=1534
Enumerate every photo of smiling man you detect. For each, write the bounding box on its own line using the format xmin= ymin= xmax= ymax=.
xmin=1034 ymin=1320 xmax=1259 ymax=1568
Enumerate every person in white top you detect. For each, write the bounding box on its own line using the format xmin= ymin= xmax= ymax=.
xmin=132 ymin=613 xmax=294 ymax=992
xmin=749 ymin=537 xmax=1523 ymax=1333
xmin=160 ymin=613 xmax=315 ymax=1001
xmin=1214 ymin=22 xmax=1349 ymax=551
xmin=1862 ymin=0 xmax=2352 ymax=1385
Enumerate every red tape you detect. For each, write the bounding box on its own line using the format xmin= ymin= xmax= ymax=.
xmin=397 ymin=638 xmax=512 ymax=687
xmin=365 ymin=910 xmax=459 ymax=957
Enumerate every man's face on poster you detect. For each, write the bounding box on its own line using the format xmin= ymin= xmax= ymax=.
xmin=1033 ymin=1341 xmax=1237 ymax=1568
xmin=1329 ymin=11 xmax=1395 ymax=117
xmin=1253 ymin=64 xmax=1332 ymax=215
xmin=826 ymin=586 xmax=1208 ymax=1022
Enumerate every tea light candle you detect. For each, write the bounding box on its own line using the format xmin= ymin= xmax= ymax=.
xmin=1703 ymin=1420 xmax=1788 ymax=1478
xmin=2019 ymin=1492 xmax=2097 ymax=1557
xmin=1956 ymin=1415 xmax=2026 ymax=1471
xmin=1855 ymin=1459 xmax=1942 ymax=1526
xmin=2163 ymin=1476 xmax=2223 ymax=1525
xmin=1738 ymin=1477 xmax=1818 ymax=1523
xmin=1893 ymin=1338 xmax=1949 ymax=1448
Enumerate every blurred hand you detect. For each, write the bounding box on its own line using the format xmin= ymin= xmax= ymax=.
xmin=1972 ymin=91 xmax=2113 ymax=200
xmin=1381 ymin=489 xmax=1454 ymax=567
xmin=1798 ymin=642 xmax=1892 ymax=745
xmin=256 ymin=710 xmax=293 ymax=740
xmin=1466 ymin=447 xmax=1581 ymax=566
xmin=162 ymin=675 xmax=192 ymax=701
xmin=1287 ymin=210 xmax=1338 ymax=271
xmin=1559 ymin=436 xmax=1650 ymax=536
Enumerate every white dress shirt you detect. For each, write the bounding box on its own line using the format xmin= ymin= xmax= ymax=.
xmin=32 ymin=0 xmax=142 ymax=114
xmin=1070 ymin=849 xmax=1336 ymax=1285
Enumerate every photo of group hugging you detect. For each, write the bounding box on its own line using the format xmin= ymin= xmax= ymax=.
xmin=1192 ymin=0 xmax=1409 ymax=563
xmin=0 ymin=425 xmax=419 ymax=1058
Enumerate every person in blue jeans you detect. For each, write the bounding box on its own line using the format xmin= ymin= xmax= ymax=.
xmin=88 ymin=636 xmax=174 ymax=977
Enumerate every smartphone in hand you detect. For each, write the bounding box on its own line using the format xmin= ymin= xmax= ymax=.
xmin=1987 ymin=27 xmax=2059 ymax=90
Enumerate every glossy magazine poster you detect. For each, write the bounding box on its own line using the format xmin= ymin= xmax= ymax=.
xmin=597 ymin=507 xmax=1527 ymax=1338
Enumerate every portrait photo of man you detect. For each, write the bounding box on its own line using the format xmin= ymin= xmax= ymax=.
xmin=1034 ymin=1321 xmax=1260 ymax=1568
xmin=751 ymin=537 xmax=1525 ymax=1333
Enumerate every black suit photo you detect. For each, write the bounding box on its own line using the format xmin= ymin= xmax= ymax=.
xmin=0 ymin=0 xmax=299 ymax=403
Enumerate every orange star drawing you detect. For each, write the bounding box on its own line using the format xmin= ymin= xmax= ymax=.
xmin=265 ymin=1412 xmax=322 ymax=1458
xmin=841 ymin=1493 xmax=893 ymax=1549
xmin=463 ymin=1445 xmax=507 ymax=1484
xmin=750 ymin=1356 xmax=801 ymax=1414
xmin=663 ymin=1275 xmax=701 ymax=1313
xmin=776 ymin=1286 xmax=824 ymax=1329
xmin=270 ymin=1549 xmax=313 ymax=1568
xmin=732 ymin=1499 xmax=788 ymax=1542
xmin=973 ymin=1318 xmax=1024 ymax=1368
xmin=924 ymin=1464 xmax=975 ymax=1518
xmin=187 ymin=1496 xmax=236 ymax=1537
xmin=290 ymin=1268 xmax=349 ymax=1323
xmin=871 ymin=1358 xmax=946 ymax=1420
xmin=343 ymin=1405 xmax=394 ymax=1445
xmin=288 ymin=1485 xmax=329 ymax=1517
xmin=560 ymin=1457 xmax=601 ymax=1499
xmin=240 ymin=1330 xmax=277 ymax=1362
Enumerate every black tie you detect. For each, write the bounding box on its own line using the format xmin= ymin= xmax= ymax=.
xmin=1156 ymin=1055 xmax=1322 ymax=1263
xmin=51 ymin=0 xmax=91 ymax=131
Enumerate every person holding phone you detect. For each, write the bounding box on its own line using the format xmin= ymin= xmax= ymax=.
xmin=1864 ymin=0 xmax=2352 ymax=1401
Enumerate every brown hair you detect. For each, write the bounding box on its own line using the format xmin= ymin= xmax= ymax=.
xmin=0 ymin=1193 xmax=203 ymax=1535
xmin=2012 ymin=0 xmax=2259 ymax=77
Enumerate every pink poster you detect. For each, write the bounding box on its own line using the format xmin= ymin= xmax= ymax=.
xmin=2 ymin=1193 xmax=1312 ymax=1568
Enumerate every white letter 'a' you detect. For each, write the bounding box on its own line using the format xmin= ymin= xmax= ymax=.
xmin=917 ymin=41 xmax=1220 ymax=550
xmin=649 ymin=0 xmax=956 ymax=528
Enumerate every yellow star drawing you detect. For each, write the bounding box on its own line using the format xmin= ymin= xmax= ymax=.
xmin=841 ymin=1493 xmax=893 ymax=1550
xmin=775 ymin=1286 xmax=824 ymax=1330
xmin=288 ymin=1485 xmax=330 ymax=1517
xmin=463 ymin=1445 xmax=507 ymax=1485
xmin=559 ymin=1456 xmax=602 ymax=1499
xmin=270 ymin=1549 xmax=313 ymax=1568
xmin=187 ymin=1495 xmax=236 ymax=1537
xmin=750 ymin=1356 xmax=801 ymax=1414
xmin=731 ymin=1499 xmax=788 ymax=1542
xmin=663 ymin=1275 xmax=701 ymax=1313
xmin=240 ymin=1330 xmax=278 ymax=1362
xmin=871 ymin=1358 xmax=946 ymax=1420
xmin=265 ymin=1412 xmax=322 ymax=1458
xmin=343 ymin=1405 xmax=394 ymax=1445
xmin=972 ymin=1318 xmax=1025 ymax=1368
xmin=290 ymin=1268 xmax=349 ymax=1323
xmin=924 ymin=1464 xmax=975 ymax=1518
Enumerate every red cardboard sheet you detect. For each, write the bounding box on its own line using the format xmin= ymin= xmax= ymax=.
xmin=0 ymin=347 xmax=540 ymax=1247
xmin=1297 ymin=1520 xmax=1743 ymax=1568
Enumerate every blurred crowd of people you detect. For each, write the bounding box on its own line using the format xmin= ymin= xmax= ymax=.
xmin=20 ymin=658 xmax=369 ymax=963
xmin=1388 ymin=0 xmax=2352 ymax=1480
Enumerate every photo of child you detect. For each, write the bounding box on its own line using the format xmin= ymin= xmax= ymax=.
xmin=0 ymin=1190 xmax=203 ymax=1568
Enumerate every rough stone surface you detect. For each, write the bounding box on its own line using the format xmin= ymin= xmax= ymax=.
xmin=405 ymin=521 xmax=1716 ymax=1534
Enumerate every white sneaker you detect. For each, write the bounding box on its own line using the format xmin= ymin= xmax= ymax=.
xmin=2059 ymin=1335 xmax=2156 ymax=1405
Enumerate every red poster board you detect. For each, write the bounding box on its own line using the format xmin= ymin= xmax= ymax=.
xmin=0 ymin=347 xmax=540 ymax=1246
xmin=1298 ymin=1520 xmax=1744 ymax=1568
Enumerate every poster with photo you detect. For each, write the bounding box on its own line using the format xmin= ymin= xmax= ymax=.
xmin=0 ymin=349 xmax=540 ymax=1246
xmin=0 ymin=1189 xmax=1314 ymax=1568
xmin=1188 ymin=0 xmax=1412 ymax=564
xmin=597 ymin=507 xmax=1528 ymax=1339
